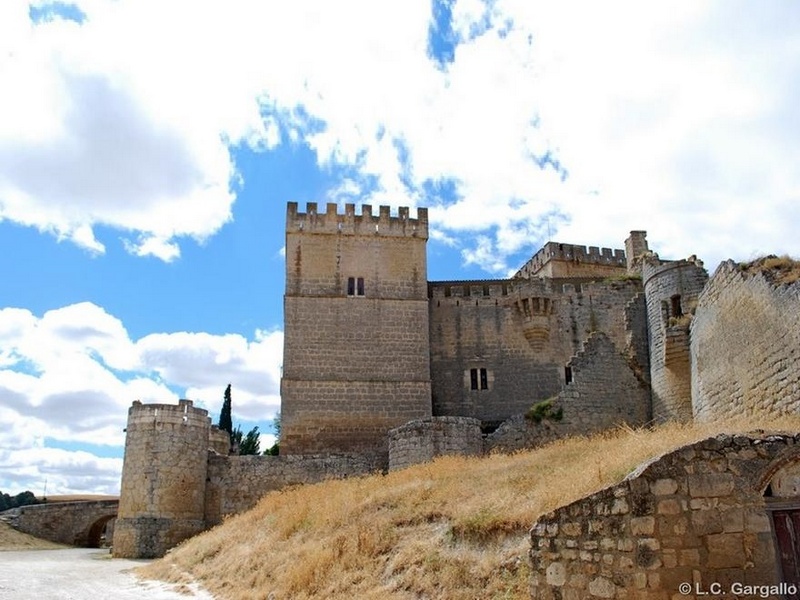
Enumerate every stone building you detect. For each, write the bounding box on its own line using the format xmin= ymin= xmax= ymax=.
xmin=114 ymin=201 xmax=800 ymax=558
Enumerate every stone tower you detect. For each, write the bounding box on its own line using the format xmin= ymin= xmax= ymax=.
xmin=280 ymin=202 xmax=432 ymax=462
xmin=642 ymin=254 xmax=708 ymax=422
xmin=113 ymin=399 xmax=219 ymax=558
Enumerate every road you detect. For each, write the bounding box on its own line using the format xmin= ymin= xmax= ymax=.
xmin=0 ymin=548 xmax=214 ymax=600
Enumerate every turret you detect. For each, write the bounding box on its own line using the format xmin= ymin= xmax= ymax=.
xmin=113 ymin=399 xmax=215 ymax=558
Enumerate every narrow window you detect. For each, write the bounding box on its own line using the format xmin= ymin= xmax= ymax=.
xmin=480 ymin=368 xmax=488 ymax=390
xmin=463 ymin=285 xmax=471 ymax=297
xmin=347 ymin=277 xmax=355 ymax=296
xmin=483 ymin=285 xmax=490 ymax=297
xmin=470 ymin=369 xmax=479 ymax=390
xmin=357 ymin=277 xmax=365 ymax=296
xmin=565 ymin=366 xmax=573 ymax=384
xmin=671 ymin=295 xmax=682 ymax=317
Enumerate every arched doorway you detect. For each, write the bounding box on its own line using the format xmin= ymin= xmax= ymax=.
xmin=764 ymin=458 xmax=800 ymax=600
xmin=86 ymin=515 xmax=116 ymax=548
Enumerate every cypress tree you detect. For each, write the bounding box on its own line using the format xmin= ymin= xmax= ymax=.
xmin=218 ymin=384 xmax=233 ymax=446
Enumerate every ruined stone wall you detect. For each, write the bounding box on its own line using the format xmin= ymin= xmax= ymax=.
xmin=643 ymin=257 xmax=708 ymax=423
xmin=530 ymin=434 xmax=797 ymax=600
xmin=113 ymin=400 xmax=211 ymax=558
xmin=204 ymin=453 xmax=378 ymax=525
xmin=485 ymin=332 xmax=648 ymax=453
xmin=282 ymin=202 xmax=431 ymax=457
xmin=624 ymin=292 xmax=650 ymax=383
xmin=691 ymin=261 xmax=800 ymax=421
xmin=428 ymin=278 xmax=642 ymax=426
xmin=558 ymin=332 xmax=649 ymax=430
xmin=387 ymin=416 xmax=483 ymax=471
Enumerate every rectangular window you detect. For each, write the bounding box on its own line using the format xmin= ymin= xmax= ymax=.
xmin=357 ymin=277 xmax=365 ymax=296
xmin=671 ymin=295 xmax=682 ymax=317
xmin=565 ymin=366 xmax=573 ymax=384
xmin=347 ymin=277 xmax=355 ymax=296
xmin=470 ymin=368 xmax=478 ymax=390
xmin=480 ymin=368 xmax=488 ymax=390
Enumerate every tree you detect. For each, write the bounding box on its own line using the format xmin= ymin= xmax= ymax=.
xmin=0 ymin=490 xmax=42 ymax=511
xmin=218 ymin=384 xmax=233 ymax=447
xmin=231 ymin=425 xmax=261 ymax=455
xmin=239 ymin=426 xmax=261 ymax=455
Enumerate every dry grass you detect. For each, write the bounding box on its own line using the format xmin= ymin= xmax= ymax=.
xmin=0 ymin=521 xmax=67 ymax=551
xmin=741 ymin=255 xmax=800 ymax=284
xmin=140 ymin=417 xmax=800 ymax=600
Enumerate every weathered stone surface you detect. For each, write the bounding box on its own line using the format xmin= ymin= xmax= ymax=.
xmin=529 ymin=434 xmax=800 ymax=600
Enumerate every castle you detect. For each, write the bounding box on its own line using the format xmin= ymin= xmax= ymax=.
xmin=112 ymin=202 xmax=800 ymax=558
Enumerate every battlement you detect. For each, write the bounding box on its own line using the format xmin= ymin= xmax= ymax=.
xmin=286 ymin=202 xmax=428 ymax=239
xmin=515 ymin=242 xmax=626 ymax=279
xmin=428 ymin=279 xmax=518 ymax=303
xmin=127 ymin=399 xmax=211 ymax=428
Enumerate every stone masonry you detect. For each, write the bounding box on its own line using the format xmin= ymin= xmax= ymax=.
xmin=281 ymin=202 xmax=431 ymax=462
xmin=530 ymin=433 xmax=800 ymax=600
xmin=691 ymin=260 xmax=800 ymax=422
xmin=115 ymin=202 xmax=800 ymax=561
xmin=387 ymin=416 xmax=483 ymax=471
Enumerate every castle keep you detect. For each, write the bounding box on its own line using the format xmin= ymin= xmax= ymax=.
xmin=114 ymin=201 xmax=800 ymax=559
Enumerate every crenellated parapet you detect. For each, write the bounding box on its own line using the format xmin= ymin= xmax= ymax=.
xmin=286 ymin=201 xmax=428 ymax=239
xmin=428 ymin=279 xmax=520 ymax=306
xmin=515 ymin=241 xmax=626 ymax=279
xmin=124 ymin=398 xmax=211 ymax=429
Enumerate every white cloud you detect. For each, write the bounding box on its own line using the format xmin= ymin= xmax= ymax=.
xmin=0 ymin=303 xmax=282 ymax=495
xmin=6 ymin=0 xmax=799 ymax=271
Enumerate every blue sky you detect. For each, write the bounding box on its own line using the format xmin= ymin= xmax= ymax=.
xmin=2 ymin=0 xmax=800 ymax=495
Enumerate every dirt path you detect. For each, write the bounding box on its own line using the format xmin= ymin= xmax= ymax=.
xmin=0 ymin=548 xmax=214 ymax=600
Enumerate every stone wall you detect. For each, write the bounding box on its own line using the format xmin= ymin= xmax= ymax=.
xmin=691 ymin=261 xmax=800 ymax=421
xmin=643 ymin=256 xmax=708 ymax=423
xmin=428 ymin=277 xmax=642 ymax=426
xmin=514 ymin=242 xmax=627 ymax=279
xmin=204 ymin=453 xmax=378 ymax=525
xmin=530 ymin=434 xmax=799 ymax=600
xmin=387 ymin=416 xmax=483 ymax=471
xmin=486 ymin=332 xmax=649 ymax=453
xmin=4 ymin=500 xmax=117 ymax=547
xmin=558 ymin=332 xmax=650 ymax=430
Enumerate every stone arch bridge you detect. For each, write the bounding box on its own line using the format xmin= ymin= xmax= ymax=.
xmin=1 ymin=500 xmax=118 ymax=547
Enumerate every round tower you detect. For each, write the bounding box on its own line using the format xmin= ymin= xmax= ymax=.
xmin=642 ymin=256 xmax=708 ymax=423
xmin=113 ymin=399 xmax=212 ymax=558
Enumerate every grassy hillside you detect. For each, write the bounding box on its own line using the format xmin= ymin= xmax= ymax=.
xmin=140 ymin=417 xmax=800 ymax=599
xmin=0 ymin=522 xmax=67 ymax=551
